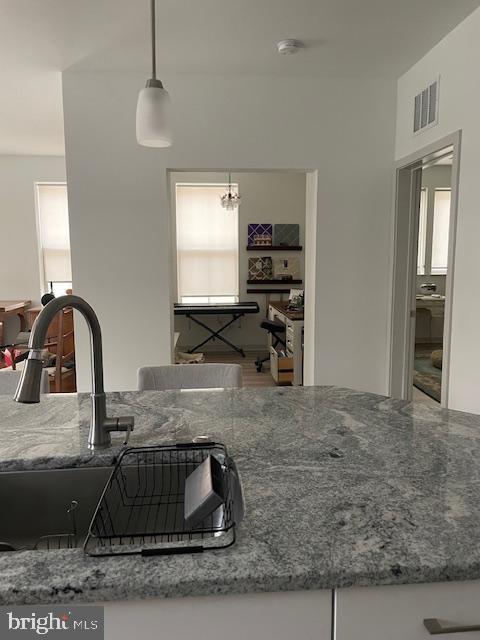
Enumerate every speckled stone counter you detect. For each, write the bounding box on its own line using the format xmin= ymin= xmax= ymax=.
xmin=1 ymin=386 xmax=480 ymax=605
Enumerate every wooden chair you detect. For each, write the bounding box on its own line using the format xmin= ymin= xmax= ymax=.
xmin=43 ymin=308 xmax=76 ymax=393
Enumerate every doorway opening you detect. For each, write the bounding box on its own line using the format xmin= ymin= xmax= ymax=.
xmin=413 ymin=156 xmax=452 ymax=404
xmin=389 ymin=132 xmax=461 ymax=407
xmin=168 ymin=169 xmax=315 ymax=389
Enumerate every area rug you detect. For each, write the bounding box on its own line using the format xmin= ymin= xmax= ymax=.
xmin=413 ymin=355 xmax=441 ymax=402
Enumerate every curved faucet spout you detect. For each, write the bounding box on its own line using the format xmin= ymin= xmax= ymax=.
xmin=26 ymin=295 xmax=104 ymax=393
xmin=14 ymin=295 xmax=134 ymax=450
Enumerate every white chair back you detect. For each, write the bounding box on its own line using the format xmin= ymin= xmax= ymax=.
xmin=0 ymin=369 xmax=49 ymax=395
xmin=137 ymin=364 xmax=243 ymax=391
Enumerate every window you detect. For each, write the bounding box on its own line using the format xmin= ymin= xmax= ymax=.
xmin=417 ymin=188 xmax=428 ymax=276
xmin=181 ymin=296 xmax=237 ymax=304
xmin=431 ymin=189 xmax=451 ymax=275
xmin=36 ymin=183 xmax=72 ymax=295
xmin=175 ymin=184 xmax=239 ymax=303
xmin=416 ymin=187 xmax=451 ymax=276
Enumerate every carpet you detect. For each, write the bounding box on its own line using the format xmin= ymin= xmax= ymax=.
xmin=413 ymin=354 xmax=441 ymax=402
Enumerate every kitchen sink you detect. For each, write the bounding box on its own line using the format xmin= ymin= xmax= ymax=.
xmin=0 ymin=446 xmax=244 ymax=555
xmin=0 ymin=466 xmax=113 ymax=551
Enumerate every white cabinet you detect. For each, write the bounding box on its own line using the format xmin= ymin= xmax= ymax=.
xmin=102 ymin=589 xmax=332 ymax=640
xmin=337 ymin=580 xmax=480 ymax=640
xmin=100 ymin=579 xmax=480 ymax=639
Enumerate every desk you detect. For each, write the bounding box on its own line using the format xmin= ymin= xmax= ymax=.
xmin=416 ymin=295 xmax=445 ymax=341
xmin=0 ymin=300 xmax=30 ymax=347
xmin=174 ymin=302 xmax=260 ymax=357
xmin=268 ymin=301 xmax=304 ymax=386
xmin=416 ymin=295 xmax=445 ymax=314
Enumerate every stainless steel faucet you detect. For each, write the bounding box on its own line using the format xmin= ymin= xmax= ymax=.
xmin=14 ymin=295 xmax=134 ymax=450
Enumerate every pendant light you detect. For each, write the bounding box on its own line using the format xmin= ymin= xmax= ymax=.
xmin=136 ymin=0 xmax=172 ymax=147
xmin=220 ymin=172 xmax=241 ymax=210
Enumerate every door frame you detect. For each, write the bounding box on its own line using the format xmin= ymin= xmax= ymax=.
xmin=388 ymin=130 xmax=461 ymax=406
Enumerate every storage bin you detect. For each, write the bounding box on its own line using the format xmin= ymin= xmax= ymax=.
xmin=270 ymin=347 xmax=294 ymax=384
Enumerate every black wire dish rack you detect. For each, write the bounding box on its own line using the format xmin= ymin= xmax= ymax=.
xmin=83 ymin=442 xmax=244 ymax=557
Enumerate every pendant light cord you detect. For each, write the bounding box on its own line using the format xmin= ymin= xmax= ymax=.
xmin=151 ymin=0 xmax=156 ymax=79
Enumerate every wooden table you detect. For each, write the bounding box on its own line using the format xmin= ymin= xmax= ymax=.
xmin=268 ymin=300 xmax=304 ymax=321
xmin=0 ymin=300 xmax=31 ymax=347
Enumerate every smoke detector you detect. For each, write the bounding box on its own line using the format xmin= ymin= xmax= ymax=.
xmin=277 ymin=39 xmax=303 ymax=55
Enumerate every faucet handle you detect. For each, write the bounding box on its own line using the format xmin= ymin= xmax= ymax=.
xmin=89 ymin=415 xmax=135 ymax=451
xmin=116 ymin=416 xmax=135 ymax=431
xmin=104 ymin=416 xmax=135 ymax=439
xmin=123 ymin=426 xmax=133 ymax=446
xmin=116 ymin=416 xmax=134 ymax=446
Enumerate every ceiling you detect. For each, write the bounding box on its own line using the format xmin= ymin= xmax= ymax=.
xmin=1 ymin=0 xmax=479 ymax=155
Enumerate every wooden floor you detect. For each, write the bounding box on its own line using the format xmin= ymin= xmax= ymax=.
xmin=203 ymin=350 xmax=277 ymax=388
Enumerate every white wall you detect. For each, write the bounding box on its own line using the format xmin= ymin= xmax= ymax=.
xmin=395 ymin=6 xmax=480 ymax=412
xmin=170 ymin=170 xmax=306 ymax=351
xmin=63 ymin=71 xmax=396 ymax=393
xmin=0 ymin=155 xmax=66 ymax=342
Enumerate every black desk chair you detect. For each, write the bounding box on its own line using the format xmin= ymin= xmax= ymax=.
xmin=255 ymin=320 xmax=286 ymax=372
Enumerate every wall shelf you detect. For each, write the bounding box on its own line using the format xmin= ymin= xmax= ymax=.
xmin=246 ymin=245 xmax=303 ymax=251
xmin=247 ymin=288 xmax=292 ymax=294
xmin=247 ymin=279 xmax=302 ymax=285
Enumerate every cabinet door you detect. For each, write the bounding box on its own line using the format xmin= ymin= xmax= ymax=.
xmin=337 ymin=581 xmax=480 ymax=640
xmin=102 ymin=589 xmax=332 ymax=640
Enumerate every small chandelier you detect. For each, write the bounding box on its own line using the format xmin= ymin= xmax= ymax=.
xmin=220 ymin=172 xmax=241 ymax=210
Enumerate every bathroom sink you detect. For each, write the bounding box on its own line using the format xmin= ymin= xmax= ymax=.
xmin=0 ymin=466 xmax=113 ymax=551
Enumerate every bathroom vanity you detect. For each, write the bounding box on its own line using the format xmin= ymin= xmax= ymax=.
xmin=1 ymin=386 xmax=480 ymax=639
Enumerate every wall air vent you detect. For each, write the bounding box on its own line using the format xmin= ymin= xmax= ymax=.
xmin=413 ymin=79 xmax=439 ymax=134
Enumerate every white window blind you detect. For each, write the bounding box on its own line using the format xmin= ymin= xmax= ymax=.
xmin=175 ymin=184 xmax=239 ymax=301
xmin=431 ymin=189 xmax=451 ymax=275
xmin=417 ymin=188 xmax=428 ymax=276
xmin=36 ymin=184 xmax=72 ymax=287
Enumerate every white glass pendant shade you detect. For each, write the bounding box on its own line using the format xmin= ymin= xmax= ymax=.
xmin=136 ymin=85 xmax=172 ymax=147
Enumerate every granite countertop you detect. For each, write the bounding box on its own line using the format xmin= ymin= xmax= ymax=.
xmin=1 ymin=386 xmax=480 ymax=604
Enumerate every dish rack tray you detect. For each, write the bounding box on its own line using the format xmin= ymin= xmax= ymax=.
xmin=83 ymin=442 xmax=243 ymax=557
